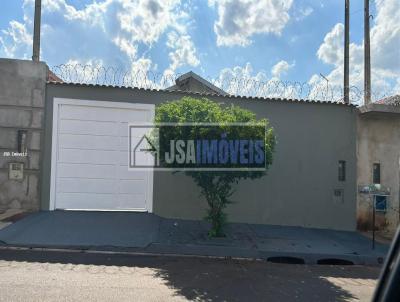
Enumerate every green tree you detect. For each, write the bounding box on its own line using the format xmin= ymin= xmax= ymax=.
xmin=155 ymin=97 xmax=276 ymax=237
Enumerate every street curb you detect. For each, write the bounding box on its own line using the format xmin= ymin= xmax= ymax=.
xmin=0 ymin=242 xmax=386 ymax=266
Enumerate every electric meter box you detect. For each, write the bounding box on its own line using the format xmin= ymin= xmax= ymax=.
xmin=9 ymin=162 xmax=24 ymax=180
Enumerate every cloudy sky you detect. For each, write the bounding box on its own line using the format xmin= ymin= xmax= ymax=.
xmin=1 ymin=0 xmax=399 ymax=100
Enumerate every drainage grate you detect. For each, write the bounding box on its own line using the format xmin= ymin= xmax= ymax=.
xmin=317 ymin=258 xmax=354 ymax=265
xmin=267 ymin=256 xmax=305 ymax=264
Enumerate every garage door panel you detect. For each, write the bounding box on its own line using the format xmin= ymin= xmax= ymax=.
xmin=60 ymin=105 xmax=116 ymax=122
xmin=58 ymin=148 xmax=119 ymax=165
xmin=57 ymin=163 xmax=116 ymax=179
xmin=53 ymin=100 xmax=153 ymax=211
xmin=56 ymin=193 xmax=115 ymax=210
xmin=118 ymin=165 xmax=151 ymax=179
xmin=57 ymin=193 xmax=146 ymax=210
xmin=57 ymin=178 xmax=117 ymax=194
xmin=117 ymin=194 xmax=147 ymax=209
xmin=60 ymin=105 xmax=147 ymax=123
xmin=59 ymin=134 xmax=120 ymax=150
xmin=118 ymin=179 xmax=147 ymax=194
xmin=116 ymin=109 xmax=149 ymax=123
xmin=120 ymin=123 xmax=153 ymax=138
xmin=111 ymin=137 xmax=149 ymax=153
xmin=115 ymin=151 xmax=127 ymax=165
xmin=59 ymin=119 xmax=118 ymax=136
xmin=66 ymin=137 xmax=131 ymax=153
xmin=116 ymin=151 xmax=144 ymax=165
xmin=128 ymin=151 xmax=154 ymax=167
xmin=56 ymin=192 xmax=113 ymax=209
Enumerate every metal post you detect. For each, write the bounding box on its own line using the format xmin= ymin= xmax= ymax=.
xmin=32 ymin=0 xmax=42 ymax=62
xmin=364 ymin=0 xmax=371 ymax=105
xmin=344 ymin=0 xmax=350 ymax=104
xmin=372 ymin=195 xmax=376 ymax=250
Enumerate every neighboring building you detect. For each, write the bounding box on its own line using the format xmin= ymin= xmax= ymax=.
xmin=47 ymin=70 xmax=63 ymax=82
xmin=0 ymin=60 xmax=61 ymax=214
xmin=375 ymin=95 xmax=400 ymax=106
xmin=357 ymin=99 xmax=400 ymax=236
xmin=0 ymin=59 xmax=47 ymax=213
xmin=167 ymin=71 xmax=227 ymax=95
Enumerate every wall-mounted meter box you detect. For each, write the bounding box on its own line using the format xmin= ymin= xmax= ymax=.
xmin=333 ymin=188 xmax=344 ymax=204
xmin=9 ymin=163 xmax=24 ymax=180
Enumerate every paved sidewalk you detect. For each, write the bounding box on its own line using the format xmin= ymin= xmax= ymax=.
xmin=0 ymin=211 xmax=390 ymax=265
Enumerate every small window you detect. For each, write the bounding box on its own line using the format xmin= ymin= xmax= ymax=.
xmin=373 ymin=163 xmax=381 ymax=184
xmin=338 ymin=160 xmax=346 ymax=182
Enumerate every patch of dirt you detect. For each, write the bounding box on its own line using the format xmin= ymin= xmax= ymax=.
xmin=1 ymin=212 xmax=31 ymax=223
xmin=360 ymin=231 xmax=393 ymax=245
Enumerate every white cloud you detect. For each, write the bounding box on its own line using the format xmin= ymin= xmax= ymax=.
xmin=217 ymin=63 xmax=267 ymax=83
xmin=0 ymin=0 xmax=35 ymax=59
xmin=394 ymin=79 xmax=400 ymax=94
xmin=317 ymin=23 xmax=344 ymax=66
xmin=271 ymin=60 xmax=295 ymax=78
xmin=214 ymin=62 xmax=301 ymax=99
xmin=0 ymin=0 xmax=192 ymax=76
xmin=295 ymin=6 xmax=313 ymax=21
xmin=0 ymin=20 xmax=32 ymax=59
xmin=117 ymin=0 xmax=182 ymax=45
xmin=211 ymin=0 xmax=293 ymax=47
xmin=301 ymin=6 xmax=313 ymax=17
xmin=311 ymin=0 xmax=400 ymax=102
xmin=165 ymin=31 xmax=200 ymax=73
xmin=35 ymin=0 xmax=182 ymax=45
xmin=113 ymin=36 xmax=138 ymax=60
xmin=370 ymin=0 xmax=400 ymax=76
xmin=214 ymin=62 xmax=267 ymax=94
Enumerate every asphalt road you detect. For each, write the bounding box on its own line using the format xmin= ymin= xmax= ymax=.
xmin=0 ymin=249 xmax=380 ymax=302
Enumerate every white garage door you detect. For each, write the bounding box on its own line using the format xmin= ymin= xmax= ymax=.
xmin=50 ymin=98 xmax=154 ymax=211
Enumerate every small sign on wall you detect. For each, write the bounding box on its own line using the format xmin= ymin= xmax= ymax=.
xmin=9 ymin=163 xmax=24 ymax=180
xmin=374 ymin=195 xmax=388 ymax=212
xmin=333 ymin=188 xmax=344 ymax=204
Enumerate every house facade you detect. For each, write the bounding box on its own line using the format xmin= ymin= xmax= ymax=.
xmin=1 ymin=59 xmax=360 ymax=231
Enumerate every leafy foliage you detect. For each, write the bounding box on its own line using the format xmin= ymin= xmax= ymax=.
xmin=155 ymin=97 xmax=276 ymax=237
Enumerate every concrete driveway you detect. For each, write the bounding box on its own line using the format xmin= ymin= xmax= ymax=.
xmin=0 ymin=211 xmax=160 ymax=248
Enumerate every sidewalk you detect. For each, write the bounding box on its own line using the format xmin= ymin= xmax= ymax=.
xmin=152 ymin=218 xmax=389 ymax=265
xmin=0 ymin=211 xmax=389 ymax=265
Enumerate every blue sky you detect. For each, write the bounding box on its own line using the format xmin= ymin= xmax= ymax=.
xmin=0 ymin=0 xmax=399 ymax=101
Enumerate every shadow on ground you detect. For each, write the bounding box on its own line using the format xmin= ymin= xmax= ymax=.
xmin=0 ymin=249 xmax=380 ymax=302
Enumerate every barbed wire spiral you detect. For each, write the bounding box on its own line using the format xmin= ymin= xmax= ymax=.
xmin=50 ymin=64 xmax=392 ymax=105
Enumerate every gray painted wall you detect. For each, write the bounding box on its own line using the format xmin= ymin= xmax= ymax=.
xmin=0 ymin=59 xmax=47 ymax=213
xmin=43 ymin=83 xmax=357 ymax=230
